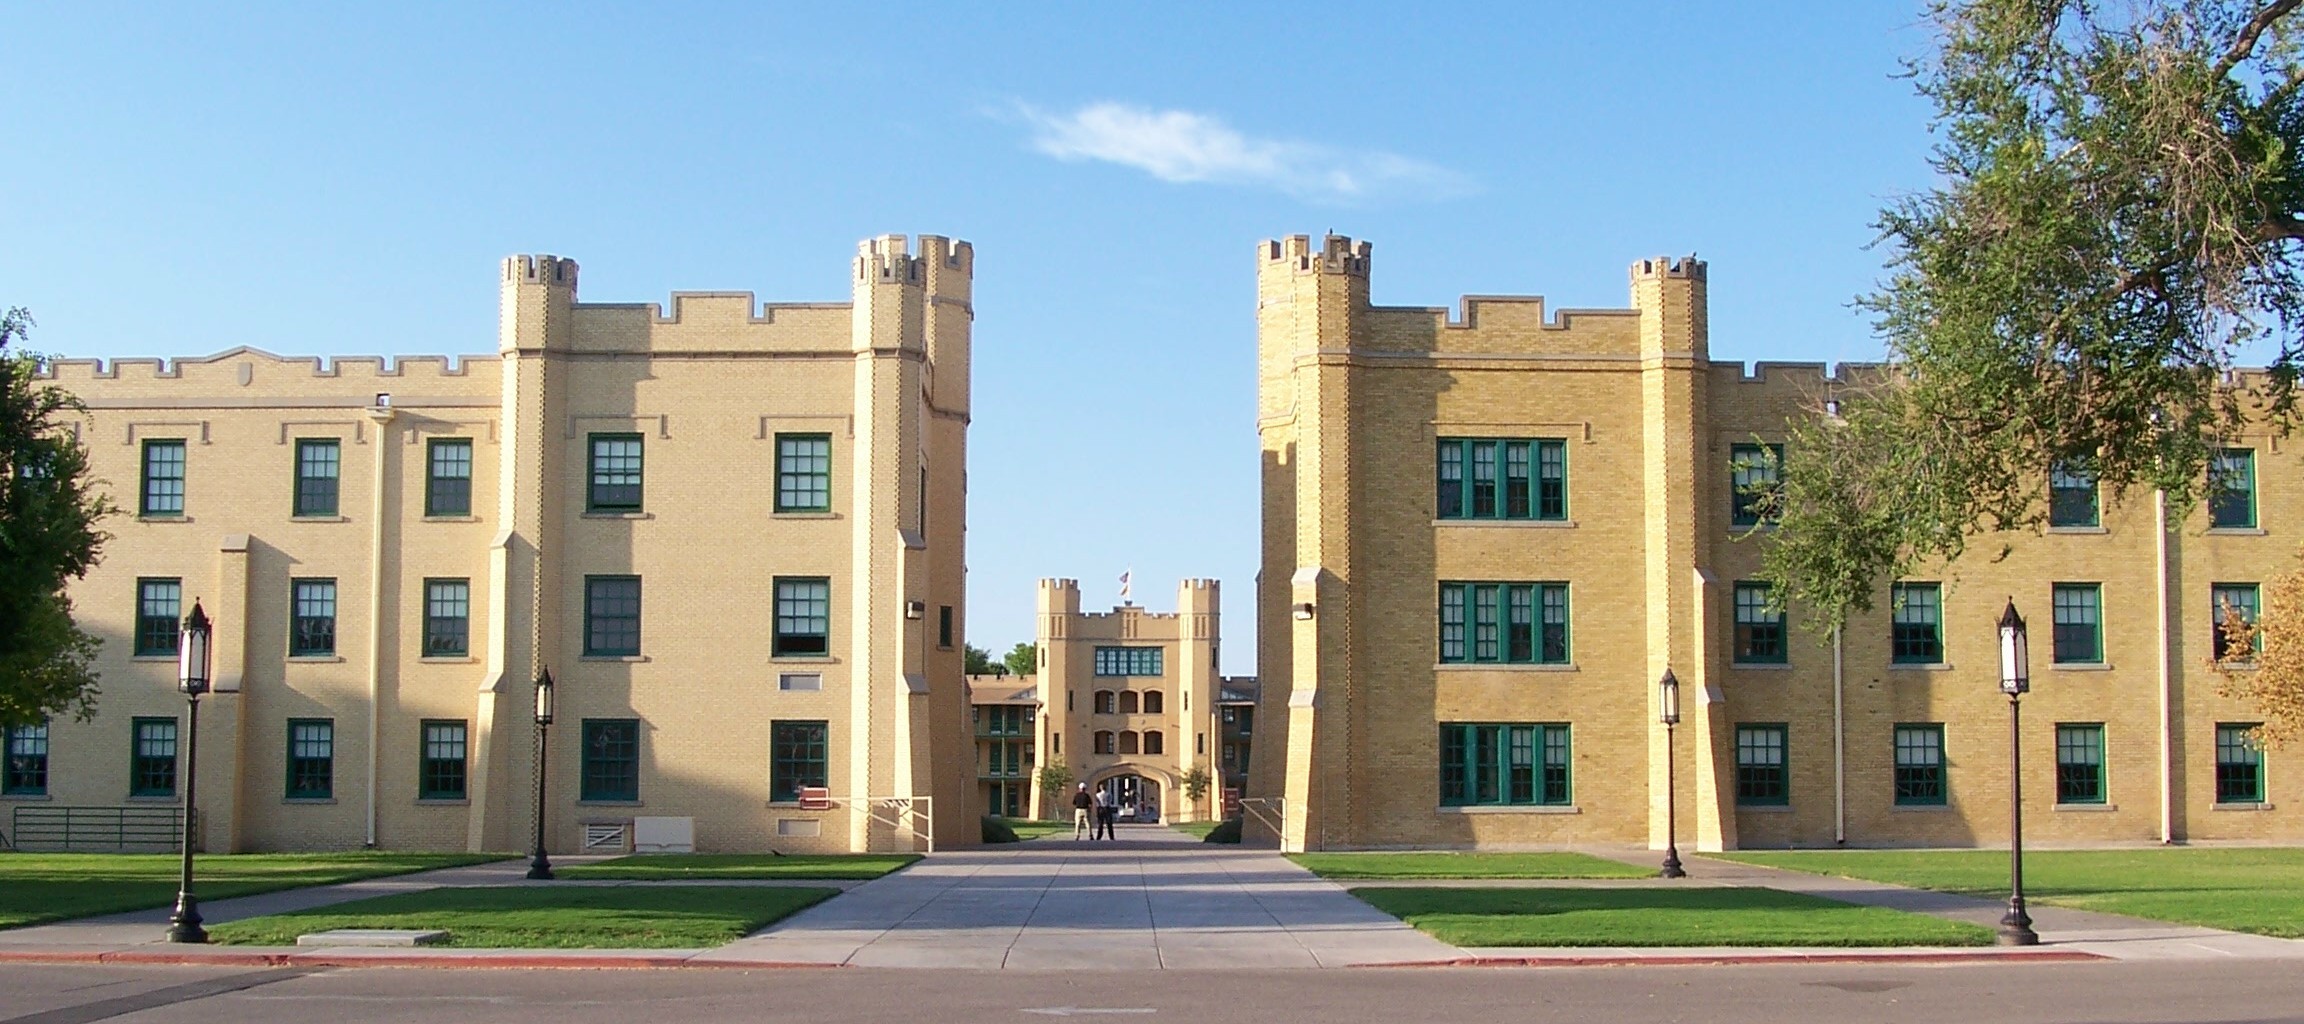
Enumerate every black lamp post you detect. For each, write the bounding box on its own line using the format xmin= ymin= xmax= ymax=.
xmin=1658 ymin=668 xmax=1686 ymax=879
xmin=1997 ymin=599 xmax=2039 ymax=946
xmin=527 ymin=668 xmax=555 ymax=880
xmin=165 ymin=600 xmax=212 ymax=943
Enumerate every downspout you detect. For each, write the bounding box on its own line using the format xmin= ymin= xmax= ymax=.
xmin=1833 ymin=624 xmax=1846 ymax=846
xmin=2157 ymin=490 xmax=2174 ymax=844
xmin=365 ymin=405 xmax=396 ymax=848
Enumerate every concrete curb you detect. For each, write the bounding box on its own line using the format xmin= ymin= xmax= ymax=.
xmin=0 ymin=949 xmax=842 ymax=971
xmin=1384 ymin=949 xmax=2109 ymax=968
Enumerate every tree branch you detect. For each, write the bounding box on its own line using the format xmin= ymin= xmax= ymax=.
xmin=2214 ymin=0 xmax=2302 ymax=83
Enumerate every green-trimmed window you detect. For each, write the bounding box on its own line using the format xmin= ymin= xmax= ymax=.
xmin=1440 ymin=582 xmax=1569 ymax=664
xmin=131 ymin=717 xmax=177 ymax=797
xmin=419 ymin=720 xmax=467 ymax=800
xmin=1893 ymin=724 xmax=1946 ymax=805
xmin=775 ymin=434 xmax=831 ymax=512
xmin=287 ymin=719 xmax=334 ymax=799
xmin=2049 ymin=461 xmax=2099 ymax=527
xmin=2055 ymin=723 xmax=2105 ymax=805
xmin=584 ymin=576 xmax=641 ymax=657
xmin=587 ymin=433 xmax=643 ymax=512
xmin=581 ymin=719 xmax=640 ymax=801
xmin=140 ymin=439 xmax=185 ymax=517
xmin=1439 ymin=723 xmax=1570 ymax=806
xmin=4 ymin=722 xmax=49 ymax=796
xmin=2212 ymin=583 xmax=2261 ymax=661
xmin=1890 ymin=583 xmax=1942 ymax=664
xmin=2210 ymin=448 xmax=2256 ymax=529
xmin=1730 ymin=443 xmax=1784 ymax=527
xmin=2215 ymin=723 xmax=2264 ymax=804
xmin=1732 ymin=582 xmax=1785 ymax=664
xmin=1437 ymin=438 xmax=1567 ymax=520
xmin=770 ymin=720 xmax=828 ymax=802
xmin=773 ymin=577 xmax=830 ymax=656
xmin=1735 ymin=724 xmax=1788 ymax=805
xmin=290 ymin=578 xmax=336 ymax=656
xmin=423 ymin=579 xmax=470 ymax=657
xmin=294 ymin=439 xmax=340 ymax=517
xmin=425 ymin=438 xmax=473 ymax=516
xmin=2051 ymin=584 xmax=2102 ymax=664
xmin=1093 ymin=646 xmax=1164 ymax=676
xmin=135 ymin=577 xmax=182 ymax=657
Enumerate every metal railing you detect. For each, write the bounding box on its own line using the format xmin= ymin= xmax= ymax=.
xmin=10 ymin=805 xmax=187 ymax=852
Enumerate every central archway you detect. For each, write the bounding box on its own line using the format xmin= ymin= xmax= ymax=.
xmin=1090 ymin=764 xmax=1176 ymax=824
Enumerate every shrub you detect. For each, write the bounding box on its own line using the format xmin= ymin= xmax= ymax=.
xmin=981 ymin=814 xmax=1020 ymax=844
xmin=1202 ymin=818 xmax=1242 ymax=844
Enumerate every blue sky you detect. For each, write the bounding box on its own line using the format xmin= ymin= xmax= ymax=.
xmin=1 ymin=4 xmax=1938 ymax=673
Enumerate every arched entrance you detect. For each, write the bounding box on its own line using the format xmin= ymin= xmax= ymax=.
xmin=1098 ymin=773 xmax=1164 ymax=823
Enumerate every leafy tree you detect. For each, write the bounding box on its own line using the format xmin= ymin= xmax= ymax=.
xmin=2215 ymin=548 xmax=2304 ymax=746
xmin=0 ymin=308 xmax=113 ymax=728
xmin=1180 ymin=765 xmax=1211 ymax=814
xmin=1035 ymin=758 xmax=1074 ymax=813
xmin=1003 ymin=641 xmax=1037 ymax=679
xmin=963 ymin=643 xmax=997 ymax=676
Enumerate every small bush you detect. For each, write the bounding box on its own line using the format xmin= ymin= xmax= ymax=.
xmin=981 ymin=814 xmax=1020 ymax=844
xmin=1202 ymin=818 xmax=1242 ymax=844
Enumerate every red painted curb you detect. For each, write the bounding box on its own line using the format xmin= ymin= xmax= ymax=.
xmin=0 ymin=949 xmax=841 ymax=971
xmin=1365 ymin=949 xmax=2109 ymax=968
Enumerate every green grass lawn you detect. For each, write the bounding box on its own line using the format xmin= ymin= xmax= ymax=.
xmin=208 ymin=885 xmax=838 ymax=948
xmin=1001 ymin=818 xmax=1076 ymax=841
xmin=1170 ymin=821 xmax=1223 ymax=839
xmin=557 ymin=853 xmax=917 ymax=880
xmin=0 ymin=852 xmax=507 ymax=930
xmin=1712 ymin=848 xmax=2304 ymax=938
xmin=1354 ymin=886 xmax=1995 ymax=947
xmin=1290 ymin=851 xmax=1657 ymax=880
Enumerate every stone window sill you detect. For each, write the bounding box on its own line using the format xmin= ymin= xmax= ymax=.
xmin=422 ymin=515 xmax=481 ymax=523
xmin=1434 ymin=663 xmax=1579 ymax=672
xmin=131 ymin=655 xmax=178 ymax=663
xmin=126 ymin=794 xmax=180 ymax=803
xmin=290 ymin=516 xmax=351 ymax=523
xmin=1889 ymin=662 xmax=1954 ymax=672
xmin=583 ymin=511 xmax=652 ymax=520
xmin=2212 ymin=801 xmax=2274 ymax=811
xmin=1 ymin=793 xmax=53 ymax=801
xmin=2046 ymin=525 xmax=2108 ymax=535
xmin=2050 ymin=662 xmax=2112 ymax=672
xmin=1431 ymin=519 xmax=1578 ymax=529
xmin=419 ymin=656 xmax=478 ymax=664
xmin=289 ymin=656 xmax=346 ymax=663
xmin=1891 ymin=803 xmax=1952 ymax=812
xmin=581 ymin=655 xmax=649 ymax=663
xmin=137 ymin=515 xmax=195 ymax=523
xmin=2054 ymin=802 xmax=2117 ymax=812
xmin=577 ymin=799 xmax=644 ymax=807
xmin=1439 ymin=804 xmax=1580 ymax=815
xmin=1737 ymin=803 xmax=1793 ymax=813
xmin=283 ymin=797 xmax=338 ymax=805
xmin=772 ymin=656 xmax=838 ymax=665
xmin=2206 ymin=527 xmax=2267 ymax=536
xmin=773 ymin=511 xmax=839 ymax=520
xmin=416 ymin=798 xmax=470 ymax=806
xmin=1732 ymin=661 xmax=1793 ymax=671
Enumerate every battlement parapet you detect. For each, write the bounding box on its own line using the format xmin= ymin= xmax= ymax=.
xmin=1264 ymin=234 xmax=1371 ymax=278
xmin=1629 ymin=255 xmax=1705 ymax=282
xmin=40 ymin=346 xmax=498 ymax=383
xmin=1711 ymin=360 xmax=1890 ymax=388
xmin=503 ymin=254 xmax=579 ymax=292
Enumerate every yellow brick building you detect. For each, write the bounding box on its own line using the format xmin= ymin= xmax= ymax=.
xmin=1252 ymin=233 xmax=2302 ymax=852
xmin=3 ymin=235 xmax=976 ymax=855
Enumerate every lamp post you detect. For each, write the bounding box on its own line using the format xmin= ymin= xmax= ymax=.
xmin=527 ymin=668 xmax=555 ymax=881
xmin=1997 ymin=599 xmax=2039 ymax=946
xmin=165 ymin=601 xmax=212 ymax=943
xmin=1658 ymin=668 xmax=1686 ymax=879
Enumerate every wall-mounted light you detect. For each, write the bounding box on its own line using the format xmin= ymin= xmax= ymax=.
xmin=1292 ymin=602 xmax=1316 ymax=620
xmin=373 ymin=392 xmax=392 ymax=409
xmin=905 ymin=600 xmax=926 ymax=620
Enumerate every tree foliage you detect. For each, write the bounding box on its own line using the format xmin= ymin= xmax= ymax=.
xmin=0 ymin=308 xmax=113 ymax=728
xmin=1034 ymin=758 xmax=1074 ymax=808
xmin=2215 ymin=547 xmax=2304 ymax=746
xmin=963 ymin=643 xmax=997 ymax=676
xmin=1003 ymin=642 xmax=1037 ymax=679
xmin=1180 ymin=764 xmax=1211 ymax=804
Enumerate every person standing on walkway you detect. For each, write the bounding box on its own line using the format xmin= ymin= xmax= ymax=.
xmin=1094 ymin=786 xmax=1117 ymax=840
xmin=1071 ymin=783 xmax=1094 ymax=839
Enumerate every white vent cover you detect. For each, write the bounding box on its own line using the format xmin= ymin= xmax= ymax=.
xmin=582 ymin=822 xmax=630 ymax=852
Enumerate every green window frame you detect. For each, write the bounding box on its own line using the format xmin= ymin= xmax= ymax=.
xmin=1436 ymin=438 xmax=1567 ymax=520
xmin=294 ymin=438 xmax=340 ymax=517
xmin=4 ymin=721 xmax=49 ymax=796
xmin=2215 ymin=723 xmax=2264 ymax=804
xmin=1729 ymin=443 xmax=1784 ymax=527
xmin=770 ymin=719 xmax=828 ymax=802
xmin=2210 ymin=448 xmax=2256 ymax=529
xmin=1439 ymin=723 xmax=1570 ymax=806
xmin=419 ymin=720 xmax=467 ymax=800
xmin=1439 ymin=582 xmax=1569 ymax=664
xmin=290 ymin=578 xmax=337 ymax=657
xmin=1890 ymin=583 xmax=1942 ymax=664
xmin=2212 ymin=583 xmax=2261 ymax=661
xmin=2051 ymin=584 xmax=2102 ymax=664
xmin=135 ymin=577 xmax=182 ymax=656
xmin=1093 ymin=646 xmax=1164 ymax=676
xmin=286 ymin=718 xmax=334 ymax=799
xmin=584 ymin=575 xmax=641 ymax=656
xmin=2049 ymin=460 xmax=2099 ymax=527
xmin=1732 ymin=582 xmax=1785 ymax=664
xmin=587 ymin=433 xmax=643 ymax=512
xmin=2054 ymin=723 xmax=2105 ymax=805
xmin=423 ymin=578 xmax=470 ymax=657
xmin=1735 ymin=724 xmax=1788 ymax=805
xmin=1893 ymin=723 xmax=1946 ymax=806
xmin=425 ymin=438 xmax=473 ymax=517
xmin=131 ymin=717 xmax=177 ymax=797
xmin=140 ymin=439 xmax=185 ymax=517
xmin=775 ymin=433 xmax=832 ymax=512
xmin=581 ymin=719 xmax=640 ymax=801
xmin=773 ymin=577 xmax=830 ymax=656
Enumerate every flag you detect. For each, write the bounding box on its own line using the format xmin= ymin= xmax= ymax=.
xmin=1118 ymin=569 xmax=1132 ymax=602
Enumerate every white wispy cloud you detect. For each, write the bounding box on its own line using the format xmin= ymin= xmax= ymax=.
xmin=1012 ymin=102 xmax=1474 ymax=205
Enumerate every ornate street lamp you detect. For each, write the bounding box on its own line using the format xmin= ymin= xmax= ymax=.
xmin=1658 ymin=668 xmax=1686 ymax=879
xmin=528 ymin=668 xmax=555 ymax=880
xmin=166 ymin=601 xmax=212 ymax=943
xmin=1997 ymin=599 xmax=2039 ymax=946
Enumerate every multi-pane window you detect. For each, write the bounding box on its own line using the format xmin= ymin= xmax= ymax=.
xmin=140 ymin=439 xmax=185 ymax=516
xmin=1439 ymin=723 xmax=1571 ymax=806
xmin=134 ymin=578 xmax=182 ymax=656
xmin=2212 ymin=583 xmax=2261 ymax=661
xmin=1094 ymin=690 xmax=1116 ymax=714
xmin=424 ymin=579 xmax=470 ymax=657
xmin=2215 ymin=723 xmax=2264 ymax=804
xmin=1730 ymin=443 xmax=1784 ymax=527
xmin=773 ymin=577 xmax=830 ymax=656
xmin=2210 ymin=448 xmax=2256 ymax=529
xmin=419 ymin=720 xmax=467 ymax=800
xmin=426 ymin=439 xmax=473 ymax=516
xmin=1439 ymin=583 xmax=1569 ymax=664
xmin=2051 ymin=584 xmax=2102 ymax=664
xmin=1732 ymin=582 xmax=1785 ymax=664
xmin=4 ymin=722 xmax=49 ymax=796
xmin=1893 ymin=724 xmax=1946 ymax=805
xmin=770 ymin=720 xmax=828 ymax=802
xmin=580 ymin=719 xmax=640 ymax=801
xmin=294 ymin=439 xmax=340 ymax=517
xmin=1093 ymin=647 xmax=1164 ymax=676
xmin=1437 ymin=438 xmax=1569 ymax=521
xmin=287 ymin=719 xmax=334 ymax=799
xmin=585 ymin=576 xmax=641 ymax=656
xmin=2049 ymin=461 xmax=2099 ymax=527
xmin=2055 ymin=724 xmax=2105 ymax=804
xmin=1144 ymin=731 xmax=1164 ymax=755
xmin=588 ymin=434 xmax=644 ymax=511
xmin=1735 ymin=724 xmax=1788 ymax=805
xmin=1890 ymin=583 xmax=1943 ymax=664
xmin=291 ymin=578 xmax=337 ymax=656
xmin=979 ymin=705 xmax=1032 ymax=736
xmin=131 ymin=717 xmax=177 ymax=797
xmin=1093 ymin=731 xmax=1115 ymax=755
xmin=775 ymin=434 xmax=832 ymax=512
